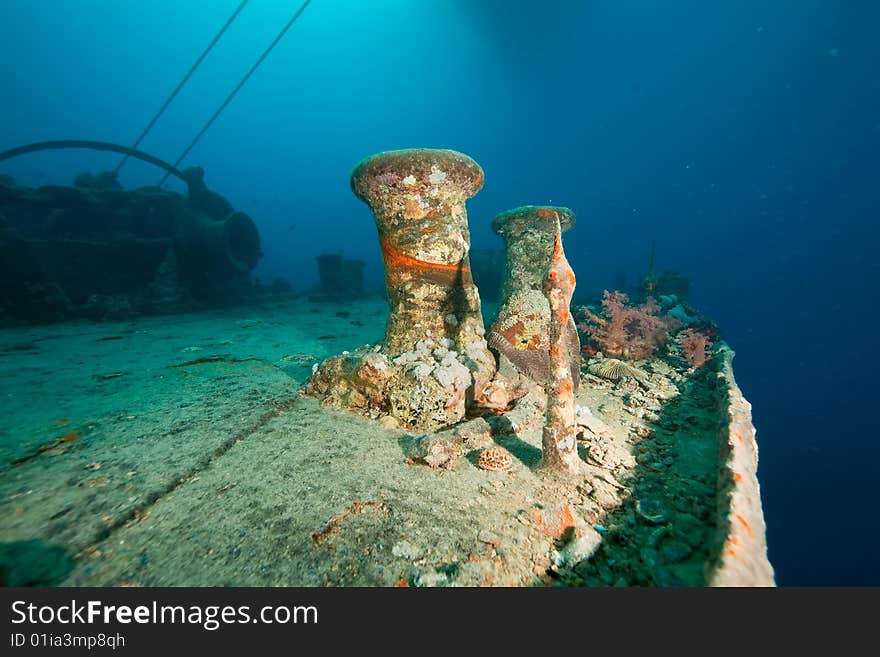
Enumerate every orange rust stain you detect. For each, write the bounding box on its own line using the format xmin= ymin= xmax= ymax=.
xmin=730 ymin=537 xmax=741 ymax=546
xmin=530 ymin=508 xmax=543 ymax=525
xmin=54 ymin=418 xmax=70 ymax=427
xmin=421 ymin=226 xmax=436 ymax=234
xmin=566 ymin=268 xmax=576 ymax=287
xmin=734 ymin=472 xmax=744 ymax=482
xmin=397 ymin=578 xmax=408 ymax=587
xmin=534 ymin=505 xmax=577 ymax=540
xmin=734 ymin=431 xmax=744 ymax=443
xmin=726 ymin=549 xmax=737 ymax=558
xmin=380 ymin=237 xmax=468 ymax=274
xmin=559 ymin=505 xmax=574 ymax=529
xmin=735 ymin=514 xmax=753 ymax=536
xmin=545 ymin=504 xmax=576 ymax=539
xmin=552 ymin=233 xmax=563 ymax=259
xmin=474 ymin=170 xmax=484 ymax=187
xmin=562 ymin=381 xmax=573 ymax=393
xmin=60 ymin=430 xmax=80 ymax=444
xmin=536 ymin=208 xmax=552 ymax=218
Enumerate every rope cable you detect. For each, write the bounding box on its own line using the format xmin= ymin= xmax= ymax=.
xmin=115 ymin=0 xmax=249 ymax=174
xmin=113 ymin=0 xmax=248 ymax=174
xmin=158 ymin=0 xmax=313 ymax=186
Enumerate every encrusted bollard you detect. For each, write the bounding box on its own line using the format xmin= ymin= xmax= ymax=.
xmin=351 ymin=149 xmax=491 ymax=363
xmin=305 ymin=149 xmax=497 ymax=430
xmin=540 ymin=221 xmax=582 ymax=476
xmin=488 ymin=206 xmax=581 ymax=390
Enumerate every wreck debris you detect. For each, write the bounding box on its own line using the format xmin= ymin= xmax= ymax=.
xmin=0 ymin=170 xmax=270 ymax=325
xmin=312 ymin=254 xmax=366 ymax=301
xmin=403 ymin=433 xmax=462 ymax=469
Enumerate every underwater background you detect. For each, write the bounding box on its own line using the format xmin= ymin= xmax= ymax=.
xmin=0 ymin=0 xmax=876 ymax=585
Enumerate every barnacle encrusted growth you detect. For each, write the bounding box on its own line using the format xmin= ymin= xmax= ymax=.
xmin=351 ymin=149 xmax=489 ymax=360
xmin=305 ymin=149 xmax=497 ymax=430
xmin=488 ymin=206 xmax=581 ymax=390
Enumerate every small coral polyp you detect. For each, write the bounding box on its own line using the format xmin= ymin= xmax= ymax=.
xmin=305 ymin=149 xmax=497 ymax=430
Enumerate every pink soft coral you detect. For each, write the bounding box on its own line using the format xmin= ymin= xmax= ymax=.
xmin=577 ymin=291 xmax=677 ymax=361
xmin=678 ymin=328 xmax=714 ymax=368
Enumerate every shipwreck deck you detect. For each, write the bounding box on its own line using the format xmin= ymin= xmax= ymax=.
xmin=0 ymin=297 xmax=772 ymax=586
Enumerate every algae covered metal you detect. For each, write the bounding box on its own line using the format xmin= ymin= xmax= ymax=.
xmin=707 ymin=348 xmax=775 ymax=586
xmin=539 ymin=221 xmax=582 ymax=476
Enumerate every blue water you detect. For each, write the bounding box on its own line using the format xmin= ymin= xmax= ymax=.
xmin=1 ymin=0 xmax=877 ymax=585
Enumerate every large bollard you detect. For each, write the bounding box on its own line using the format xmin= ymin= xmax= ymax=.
xmin=352 ymin=150 xmax=488 ymax=352
xmin=305 ymin=149 xmax=497 ymax=430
